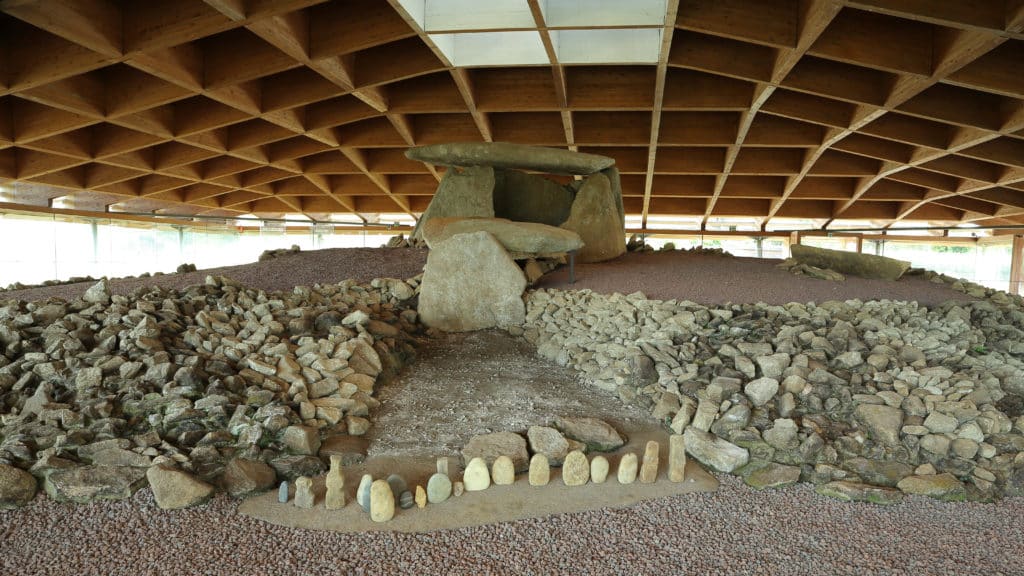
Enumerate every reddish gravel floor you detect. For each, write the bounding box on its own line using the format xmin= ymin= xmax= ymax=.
xmin=0 ymin=247 xmax=429 ymax=302
xmin=1 ymin=476 xmax=1021 ymax=576
xmin=537 ymin=251 xmax=974 ymax=307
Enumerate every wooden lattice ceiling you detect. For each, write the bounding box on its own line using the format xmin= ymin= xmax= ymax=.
xmin=0 ymin=0 xmax=1023 ymax=229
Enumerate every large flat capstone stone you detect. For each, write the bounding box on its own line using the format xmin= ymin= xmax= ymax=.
xmin=406 ymin=142 xmax=615 ymax=175
xmin=560 ymin=172 xmax=626 ymax=263
xmin=790 ymin=244 xmax=911 ymax=281
xmin=419 ymin=231 xmax=527 ymax=332
xmin=422 ymin=217 xmax=583 ymax=257
xmin=43 ymin=465 xmax=147 ymax=504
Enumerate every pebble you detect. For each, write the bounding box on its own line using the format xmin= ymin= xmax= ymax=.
xmin=639 ymin=441 xmax=659 ymax=484
xmin=415 ymin=486 xmax=427 ymax=508
xmin=617 ymin=453 xmax=638 ymax=484
xmin=491 ymin=456 xmax=515 ymax=485
xmin=369 ymin=480 xmax=395 ymax=522
xmin=453 ymin=481 xmax=465 ymax=497
xmin=294 ymin=476 xmax=314 ymax=509
xmin=590 ymin=456 xmax=609 ymax=484
xmin=668 ymin=434 xmax=686 ymax=483
xmin=463 ymin=458 xmax=490 ymax=492
xmin=399 ymin=490 xmax=414 ymax=509
xmin=386 ymin=474 xmax=408 ymax=500
xmin=529 ymin=454 xmax=550 ymax=486
xmin=562 ymin=450 xmax=590 ymax=486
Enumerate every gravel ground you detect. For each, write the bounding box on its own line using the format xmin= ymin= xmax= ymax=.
xmin=537 ymin=251 xmax=974 ymax=306
xmin=2 ymin=475 xmax=1021 ymax=576
xmin=0 ymin=247 xmax=429 ymax=302
xmin=0 ymin=247 xmax=1007 ymax=575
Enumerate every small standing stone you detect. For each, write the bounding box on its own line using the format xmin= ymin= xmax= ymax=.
xmin=399 ymin=490 xmax=415 ymax=509
xmin=294 ymin=476 xmax=314 ymax=509
xmin=369 ymin=479 xmax=395 ymax=522
xmin=436 ymin=457 xmax=449 ymax=476
xmin=668 ymin=434 xmax=687 ymax=483
xmin=427 ymin=473 xmax=452 ymax=503
xmin=387 ymin=474 xmax=408 ymax=501
xmin=463 ymin=457 xmax=491 ymax=491
xmin=562 ymin=450 xmax=590 ymax=486
xmin=415 ymin=485 xmax=427 ymax=508
xmin=277 ymin=480 xmax=289 ymax=503
xmin=590 ymin=455 xmax=609 ymax=483
xmin=325 ymin=455 xmax=345 ymax=510
xmin=357 ymin=474 xmax=373 ymax=512
xmin=453 ymin=481 xmax=465 ymax=497
xmin=529 ymin=454 xmax=550 ymax=486
xmin=491 ymin=455 xmax=515 ymax=485
xmin=618 ymin=453 xmax=639 ymax=484
xmin=639 ymin=441 xmax=660 ymax=484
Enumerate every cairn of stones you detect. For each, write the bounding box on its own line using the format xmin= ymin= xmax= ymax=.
xmin=0 ymin=273 xmax=422 ymax=510
xmin=520 ymin=274 xmax=1024 ymax=503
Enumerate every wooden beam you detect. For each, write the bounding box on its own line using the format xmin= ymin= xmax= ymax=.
xmin=641 ymin=0 xmax=681 ymax=228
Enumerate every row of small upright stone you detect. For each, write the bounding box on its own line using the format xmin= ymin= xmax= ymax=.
xmin=280 ymin=435 xmax=690 ymax=523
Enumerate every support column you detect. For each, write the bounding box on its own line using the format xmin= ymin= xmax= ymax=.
xmin=788 ymin=231 xmax=800 ymax=257
xmin=854 ymin=235 xmax=863 ymax=254
xmin=755 ymin=236 xmax=764 ymax=259
xmin=1010 ymin=235 xmax=1024 ymax=295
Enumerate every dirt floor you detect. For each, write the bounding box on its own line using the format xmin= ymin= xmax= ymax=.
xmin=366 ymin=330 xmax=657 ymax=460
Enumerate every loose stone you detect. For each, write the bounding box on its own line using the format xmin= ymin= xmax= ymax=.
xmin=369 ymin=480 xmax=395 ymax=522
xmin=415 ymin=485 xmax=427 ymax=508
xmin=590 ymin=455 xmax=609 ymax=484
xmin=399 ymin=490 xmax=415 ymax=509
xmin=639 ymin=441 xmax=660 ymax=484
xmin=463 ymin=457 xmax=491 ymax=491
xmin=562 ymin=450 xmax=590 ymax=486
xmin=668 ymin=434 xmax=687 ymax=483
xmin=491 ymin=455 xmax=515 ymax=485
xmin=453 ymin=481 xmax=465 ymax=497
xmin=617 ymin=453 xmax=639 ymax=484
xmin=277 ymin=481 xmax=289 ymax=504
xmin=529 ymin=454 xmax=550 ymax=486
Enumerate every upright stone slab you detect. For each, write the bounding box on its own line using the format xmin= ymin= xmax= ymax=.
xmin=560 ymin=173 xmax=626 ymax=263
xmin=590 ymin=455 xmax=610 ymax=484
xmin=617 ymin=453 xmax=638 ymax=484
xmin=411 ymin=166 xmax=496 ymax=240
xmin=600 ymin=166 xmax=626 ymax=229
xmin=415 ymin=485 xmax=427 ymax=508
xmin=463 ymin=457 xmax=491 ymax=492
xmin=419 ymin=231 xmax=527 ymax=332
xmin=427 ymin=473 xmax=452 ymax=503
xmin=406 ymin=142 xmax=615 ymax=175
xmin=369 ymin=480 xmax=395 ymax=522
xmin=529 ymin=454 xmax=550 ymax=486
xmin=277 ymin=480 xmax=289 ymax=504
xmin=493 ymin=168 xmax=576 ymax=226
xmin=639 ymin=441 xmax=660 ymax=484
xmin=324 ymin=455 xmax=345 ymax=510
xmin=668 ymin=434 xmax=687 ymax=483
xmin=562 ymin=450 xmax=590 ymax=486
xmin=491 ymin=455 xmax=515 ymax=485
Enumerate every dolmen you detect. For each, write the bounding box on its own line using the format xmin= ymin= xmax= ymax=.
xmin=406 ymin=142 xmax=627 ymax=332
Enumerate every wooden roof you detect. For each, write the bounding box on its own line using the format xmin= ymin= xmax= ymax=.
xmin=0 ymin=0 xmax=1022 ymax=229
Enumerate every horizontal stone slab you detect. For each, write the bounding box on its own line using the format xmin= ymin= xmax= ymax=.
xmin=406 ymin=142 xmax=615 ymax=175
xmin=790 ymin=244 xmax=911 ymax=281
xmin=422 ymin=217 xmax=583 ymax=256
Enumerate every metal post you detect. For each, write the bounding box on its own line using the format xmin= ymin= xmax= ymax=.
xmin=568 ymin=250 xmax=576 ymax=284
xmin=755 ymin=236 xmax=763 ymax=259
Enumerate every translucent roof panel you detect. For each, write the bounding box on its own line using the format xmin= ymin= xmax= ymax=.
xmin=541 ymin=0 xmax=668 ymax=27
xmin=431 ymin=31 xmax=549 ymax=66
xmin=398 ymin=0 xmax=536 ymax=32
xmin=553 ymin=29 xmax=662 ymax=64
